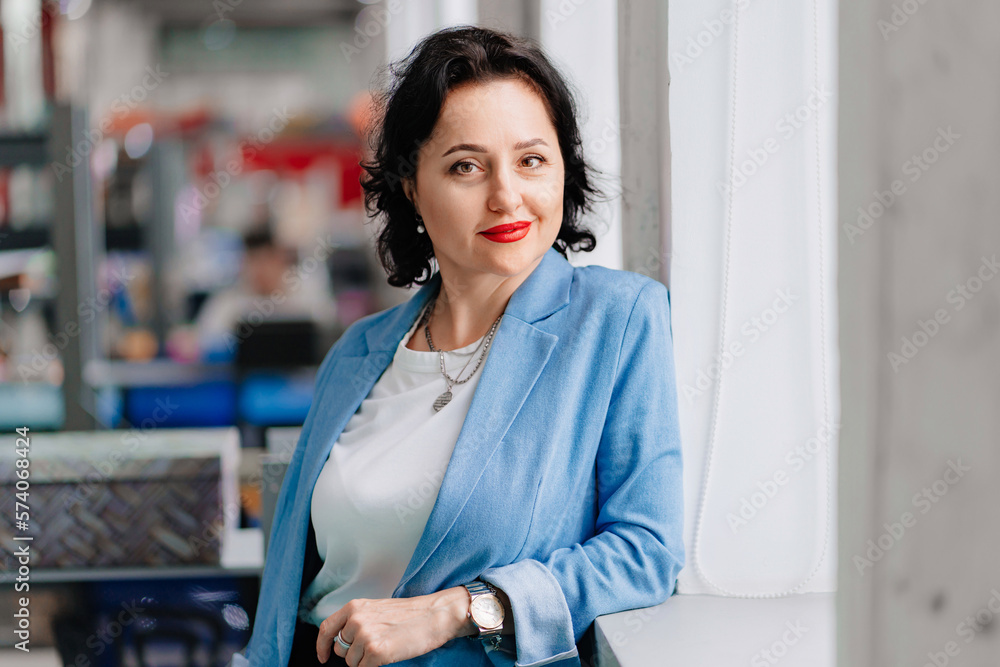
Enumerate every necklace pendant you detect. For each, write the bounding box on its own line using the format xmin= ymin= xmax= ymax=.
xmin=433 ymin=390 xmax=453 ymax=412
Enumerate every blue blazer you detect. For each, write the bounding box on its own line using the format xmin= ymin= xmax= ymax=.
xmin=234 ymin=246 xmax=684 ymax=667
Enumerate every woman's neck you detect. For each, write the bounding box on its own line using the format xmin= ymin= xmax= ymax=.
xmin=405 ymin=255 xmax=542 ymax=351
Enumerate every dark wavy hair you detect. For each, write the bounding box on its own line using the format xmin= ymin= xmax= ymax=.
xmin=360 ymin=25 xmax=602 ymax=288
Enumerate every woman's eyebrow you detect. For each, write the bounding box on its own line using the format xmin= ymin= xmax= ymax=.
xmin=440 ymin=138 xmax=549 ymax=157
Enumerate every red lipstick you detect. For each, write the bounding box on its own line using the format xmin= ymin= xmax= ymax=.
xmin=479 ymin=221 xmax=531 ymax=243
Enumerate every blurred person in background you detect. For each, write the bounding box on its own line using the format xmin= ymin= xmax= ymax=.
xmin=196 ymin=223 xmax=337 ymax=361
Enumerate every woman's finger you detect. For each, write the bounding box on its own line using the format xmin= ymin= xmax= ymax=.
xmin=316 ymin=613 xmax=347 ymax=664
xmin=331 ymin=631 xmax=348 ymax=659
xmin=345 ymin=636 xmax=366 ymax=667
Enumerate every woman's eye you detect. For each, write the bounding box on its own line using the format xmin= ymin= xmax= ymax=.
xmin=450 ymin=156 xmax=545 ymax=174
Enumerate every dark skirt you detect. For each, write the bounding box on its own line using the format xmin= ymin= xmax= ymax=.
xmin=288 ymin=618 xmax=348 ymax=667
xmin=287 ymin=506 xmax=598 ymax=666
xmin=289 ymin=518 xmax=348 ymax=666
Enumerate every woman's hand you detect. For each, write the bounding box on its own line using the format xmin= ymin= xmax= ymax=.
xmin=316 ymin=586 xmax=476 ymax=667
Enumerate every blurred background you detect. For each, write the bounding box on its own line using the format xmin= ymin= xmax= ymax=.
xmin=0 ymin=1 xmax=622 ymax=665
xmin=1 ymin=0 xmax=996 ymax=666
xmin=0 ymin=0 xmax=444 ymax=434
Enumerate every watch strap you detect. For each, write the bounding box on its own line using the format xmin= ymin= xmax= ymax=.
xmin=464 ymin=579 xmax=504 ymax=641
xmin=464 ymin=580 xmax=494 ymax=597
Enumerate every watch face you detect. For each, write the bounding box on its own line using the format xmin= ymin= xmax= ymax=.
xmin=470 ymin=595 xmax=504 ymax=629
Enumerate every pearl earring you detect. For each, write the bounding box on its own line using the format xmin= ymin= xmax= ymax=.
xmin=415 ymin=213 xmax=425 ymax=234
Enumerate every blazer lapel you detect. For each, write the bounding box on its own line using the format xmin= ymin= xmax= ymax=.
xmin=393 ymin=247 xmax=574 ymax=595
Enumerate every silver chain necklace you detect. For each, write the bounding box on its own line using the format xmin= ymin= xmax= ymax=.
xmin=418 ymin=294 xmax=502 ymax=412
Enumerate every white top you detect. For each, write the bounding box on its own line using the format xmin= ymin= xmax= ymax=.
xmin=298 ymin=305 xmax=494 ymax=625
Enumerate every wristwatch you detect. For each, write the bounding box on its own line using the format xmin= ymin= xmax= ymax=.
xmin=463 ymin=580 xmax=504 ymax=650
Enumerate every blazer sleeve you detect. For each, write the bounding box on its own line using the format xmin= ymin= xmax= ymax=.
xmin=479 ymin=279 xmax=686 ymax=667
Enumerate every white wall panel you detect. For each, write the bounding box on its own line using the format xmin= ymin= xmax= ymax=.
xmin=669 ymin=0 xmax=840 ymax=596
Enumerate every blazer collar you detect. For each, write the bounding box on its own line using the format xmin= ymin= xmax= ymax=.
xmin=363 ymin=246 xmax=574 ymax=356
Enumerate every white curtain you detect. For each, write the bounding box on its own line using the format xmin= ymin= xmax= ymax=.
xmin=669 ymin=0 xmax=840 ymax=596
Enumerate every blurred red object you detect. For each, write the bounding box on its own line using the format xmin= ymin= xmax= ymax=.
xmin=240 ymin=139 xmax=363 ymax=207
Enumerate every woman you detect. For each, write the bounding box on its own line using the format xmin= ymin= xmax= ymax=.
xmin=234 ymin=26 xmax=684 ymax=667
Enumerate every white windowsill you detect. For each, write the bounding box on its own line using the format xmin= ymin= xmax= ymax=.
xmin=595 ymin=592 xmax=835 ymax=667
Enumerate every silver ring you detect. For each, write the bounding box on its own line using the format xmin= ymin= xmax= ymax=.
xmin=335 ymin=632 xmax=352 ymax=651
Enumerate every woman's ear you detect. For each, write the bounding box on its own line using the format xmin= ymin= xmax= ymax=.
xmin=402 ymin=178 xmax=420 ymax=216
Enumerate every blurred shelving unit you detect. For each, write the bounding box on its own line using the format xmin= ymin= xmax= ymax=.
xmin=0 ymin=131 xmax=49 ymax=167
xmin=0 ymin=105 xmax=102 ymax=430
xmin=0 ymin=3 xmax=384 ymax=663
xmin=0 ymin=527 xmax=264 ymax=585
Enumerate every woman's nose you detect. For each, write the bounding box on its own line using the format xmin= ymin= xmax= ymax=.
xmin=486 ymin=168 xmax=524 ymax=214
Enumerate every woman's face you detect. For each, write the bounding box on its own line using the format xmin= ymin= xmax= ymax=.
xmin=404 ymin=77 xmax=565 ymax=283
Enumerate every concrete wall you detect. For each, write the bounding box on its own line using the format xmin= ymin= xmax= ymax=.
xmin=837 ymin=1 xmax=1000 ymax=665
